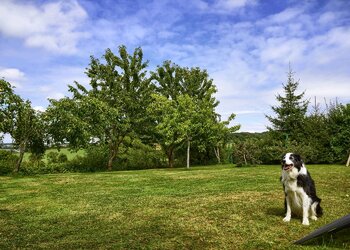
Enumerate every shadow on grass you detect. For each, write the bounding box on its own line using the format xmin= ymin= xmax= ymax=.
xmin=297 ymin=227 xmax=350 ymax=248
xmin=266 ymin=207 xmax=285 ymax=217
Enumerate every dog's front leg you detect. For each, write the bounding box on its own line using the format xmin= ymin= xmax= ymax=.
xmin=283 ymin=196 xmax=291 ymax=222
xmin=302 ymin=195 xmax=310 ymax=226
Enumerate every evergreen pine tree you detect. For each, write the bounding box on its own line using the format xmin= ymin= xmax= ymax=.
xmin=266 ymin=67 xmax=309 ymax=142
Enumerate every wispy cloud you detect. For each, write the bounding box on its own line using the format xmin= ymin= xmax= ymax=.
xmin=0 ymin=0 xmax=88 ymax=54
xmin=0 ymin=0 xmax=349 ymax=133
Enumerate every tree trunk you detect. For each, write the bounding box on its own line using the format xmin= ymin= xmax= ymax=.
xmin=346 ymin=151 xmax=350 ymax=167
xmin=243 ymin=153 xmax=247 ymax=166
xmin=108 ymin=144 xmax=117 ymax=171
xmin=167 ymin=147 xmax=174 ymax=168
xmin=187 ymin=139 xmax=190 ymax=169
xmin=107 ymin=154 xmax=115 ymax=171
xmin=15 ymin=141 xmax=26 ymax=172
xmin=214 ymin=146 xmax=221 ymax=164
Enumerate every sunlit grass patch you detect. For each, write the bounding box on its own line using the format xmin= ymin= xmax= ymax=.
xmin=0 ymin=165 xmax=349 ymax=249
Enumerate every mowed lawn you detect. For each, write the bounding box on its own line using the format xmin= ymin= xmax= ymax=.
xmin=0 ymin=165 xmax=349 ymax=249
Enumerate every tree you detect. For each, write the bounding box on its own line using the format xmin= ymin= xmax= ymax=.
xmin=266 ymin=67 xmax=309 ymax=143
xmin=152 ymin=61 xmax=218 ymax=106
xmin=210 ymin=114 xmax=240 ymax=164
xmin=44 ymin=97 xmax=90 ymax=149
xmin=45 ymin=45 xmax=153 ymax=170
xmin=151 ymin=60 xmax=184 ymax=100
xmin=148 ymin=93 xmax=214 ymax=168
xmin=0 ymin=79 xmax=44 ymax=172
xmin=302 ymin=98 xmax=333 ymax=163
xmin=232 ymin=137 xmax=262 ymax=167
xmin=147 ymin=94 xmax=181 ymax=168
xmin=1 ymin=79 xmax=18 ymax=133
xmin=150 ymin=61 xmax=223 ymax=167
xmin=327 ymin=103 xmax=350 ymax=163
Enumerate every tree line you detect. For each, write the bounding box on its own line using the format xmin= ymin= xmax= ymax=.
xmin=1 ymin=45 xmax=349 ymax=174
xmin=1 ymin=45 xmax=239 ymax=173
xmin=232 ymin=68 xmax=350 ymax=166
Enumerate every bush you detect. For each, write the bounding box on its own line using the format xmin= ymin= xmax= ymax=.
xmin=231 ymin=138 xmax=262 ymax=167
xmin=47 ymin=151 xmax=59 ymax=163
xmin=0 ymin=150 xmax=18 ymax=175
xmin=116 ymin=140 xmax=166 ymax=170
xmin=67 ymin=145 xmax=108 ymax=172
xmin=57 ymin=153 xmax=68 ymax=163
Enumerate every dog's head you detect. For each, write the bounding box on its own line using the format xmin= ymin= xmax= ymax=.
xmin=282 ymin=153 xmax=303 ymax=171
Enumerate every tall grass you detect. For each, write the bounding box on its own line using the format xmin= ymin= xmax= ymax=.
xmin=0 ymin=165 xmax=349 ymax=249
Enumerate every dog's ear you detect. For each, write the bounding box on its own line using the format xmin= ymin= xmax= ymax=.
xmin=294 ymin=154 xmax=301 ymax=162
xmin=293 ymin=153 xmax=304 ymax=170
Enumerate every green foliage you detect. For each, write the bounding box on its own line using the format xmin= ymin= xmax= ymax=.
xmin=57 ymin=153 xmax=68 ymax=163
xmin=44 ymin=98 xmax=90 ymax=149
xmin=232 ymin=138 xmax=262 ymax=167
xmin=266 ymin=68 xmax=309 ymax=142
xmin=210 ymin=114 xmax=240 ymax=164
xmin=46 ymin=151 xmax=68 ymax=164
xmin=46 ymin=45 xmax=154 ymax=171
xmin=0 ymin=79 xmax=18 ymax=130
xmin=3 ymin=46 xmax=350 ymax=171
xmin=150 ymin=61 xmax=237 ymax=168
xmin=20 ymin=160 xmax=47 ymax=175
xmin=328 ymin=103 xmax=350 ymax=163
xmin=67 ymin=145 xmax=109 ymax=172
xmin=0 ymin=79 xmax=45 ymax=172
xmin=0 ymin=150 xmax=18 ymax=175
xmin=117 ymin=139 xmax=166 ymax=170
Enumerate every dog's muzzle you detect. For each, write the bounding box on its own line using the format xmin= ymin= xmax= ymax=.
xmin=283 ymin=164 xmax=293 ymax=171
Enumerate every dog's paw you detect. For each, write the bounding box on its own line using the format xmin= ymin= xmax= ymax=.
xmin=283 ymin=216 xmax=291 ymax=222
xmin=310 ymin=216 xmax=318 ymax=221
xmin=302 ymin=219 xmax=310 ymax=226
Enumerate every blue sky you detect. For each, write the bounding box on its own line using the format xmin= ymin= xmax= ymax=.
xmin=1 ymin=0 xmax=350 ymax=136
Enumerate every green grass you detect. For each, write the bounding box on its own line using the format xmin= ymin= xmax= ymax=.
xmin=0 ymin=165 xmax=349 ymax=249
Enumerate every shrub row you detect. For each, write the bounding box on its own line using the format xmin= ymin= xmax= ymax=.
xmin=0 ymin=142 xmax=167 ymax=175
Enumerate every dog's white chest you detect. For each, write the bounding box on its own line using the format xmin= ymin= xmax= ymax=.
xmin=284 ymin=178 xmax=298 ymax=192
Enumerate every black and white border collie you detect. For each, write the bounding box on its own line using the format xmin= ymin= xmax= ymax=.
xmin=281 ymin=153 xmax=323 ymax=225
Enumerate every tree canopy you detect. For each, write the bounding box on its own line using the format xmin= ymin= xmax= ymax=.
xmin=46 ymin=45 xmax=154 ymax=170
xmin=0 ymin=79 xmax=44 ymax=172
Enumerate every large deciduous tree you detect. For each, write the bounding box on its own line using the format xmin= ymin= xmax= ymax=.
xmin=150 ymin=61 xmax=238 ymax=167
xmin=46 ymin=45 xmax=153 ymax=170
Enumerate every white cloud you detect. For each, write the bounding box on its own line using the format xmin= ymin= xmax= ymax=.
xmin=1 ymin=0 xmax=349 ymax=133
xmin=268 ymin=7 xmax=304 ymax=23
xmin=47 ymin=92 xmax=65 ymax=101
xmin=318 ymin=11 xmax=336 ymax=25
xmin=0 ymin=0 xmax=88 ymax=54
xmin=215 ymin=0 xmax=255 ymax=10
xmin=36 ymin=66 xmax=89 ymax=100
xmin=0 ymin=67 xmax=25 ymax=88
xmin=33 ymin=106 xmax=46 ymax=112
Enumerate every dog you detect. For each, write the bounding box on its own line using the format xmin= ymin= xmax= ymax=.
xmin=281 ymin=153 xmax=323 ymax=225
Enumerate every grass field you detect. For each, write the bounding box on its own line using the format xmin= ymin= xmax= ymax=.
xmin=0 ymin=165 xmax=349 ymax=249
